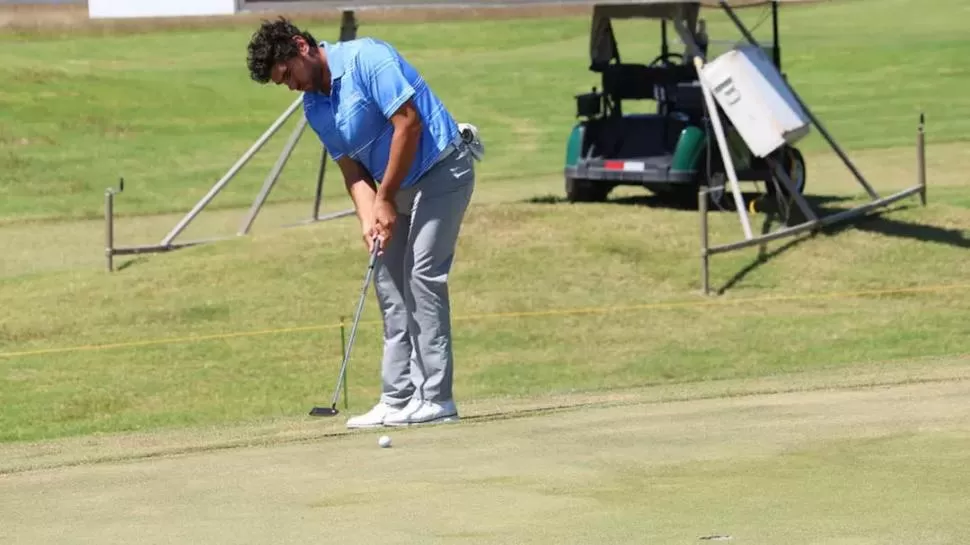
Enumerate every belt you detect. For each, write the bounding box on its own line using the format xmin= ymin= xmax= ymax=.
xmin=432 ymin=124 xmax=485 ymax=168
xmin=432 ymin=132 xmax=466 ymax=166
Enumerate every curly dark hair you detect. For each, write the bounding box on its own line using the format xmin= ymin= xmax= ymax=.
xmin=246 ymin=17 xmax=318 ymax=84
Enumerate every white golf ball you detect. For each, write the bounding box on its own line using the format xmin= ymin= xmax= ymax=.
xmin=378 ymin=435 xmax=392 ymax=448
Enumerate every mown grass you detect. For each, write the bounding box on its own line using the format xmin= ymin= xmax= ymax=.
xmin=0 ymin=0 xmax=968 ymax=444
xmin=1 ymin=153 xmax=968 ymax=442
xmin=5 ymin=375 xmax=970 ymax=545
xmin=1 ymin=0 xmax=969 ymax=222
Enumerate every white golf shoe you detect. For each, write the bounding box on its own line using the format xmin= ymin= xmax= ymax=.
xmin=385 ymin=399 xmax=460 ymax=427
xmin=381 ymin=397 xmax=425 ymax=427
xmin=345 ymin=401 xmax=408 ymax=429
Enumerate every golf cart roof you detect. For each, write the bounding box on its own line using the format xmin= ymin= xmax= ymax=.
xmin=590 ymin=0 xmax=782 ymax=15
xmin=589 ymin=0 xmax=784 ymax=67
xmin=590 ymin=0 xmax=782 ymax=18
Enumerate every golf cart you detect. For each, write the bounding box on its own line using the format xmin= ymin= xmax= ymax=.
xmin=563 ymin=1 xmax=806 ymax=204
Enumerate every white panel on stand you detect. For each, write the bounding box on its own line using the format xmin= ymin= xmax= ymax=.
xmin=699 ymin=45 xmax=811 ymax=158
xmin=89 ymin=0 xmax=239 ymax=19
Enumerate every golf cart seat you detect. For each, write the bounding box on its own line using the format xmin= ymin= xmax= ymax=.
xmin=601 ymin=62 xmax=697 ymax=96
xmin=582 ymin=62 xmax=696 ymax=158
xmin=601 ymin=63 xmax=662 ymax=102
xmin=585 ymin=113 xmax=687 ymax=159
xmin=600 ymin=62 xmax=696 ymax=88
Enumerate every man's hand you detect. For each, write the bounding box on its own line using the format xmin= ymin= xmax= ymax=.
xmin=372 ymin=196 xmax=397 ymax=251
xmin=362 ymin=219 xmax=378 ymax=253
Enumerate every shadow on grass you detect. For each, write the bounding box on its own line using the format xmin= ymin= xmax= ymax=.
xmin=525 ymin=191 xmax=848 ymax=212
xmin=823 ymin=205 xmax=970 ymax=248
xmin=525 ymin=191 xmax=964 ymax=293
xmin=115 ymin=257 xmax=149 ymax=272
xmin=722 ymin=199 xmax=968 ymax=293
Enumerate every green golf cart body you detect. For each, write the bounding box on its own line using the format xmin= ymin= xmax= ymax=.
xmin=563 ymin=0 xmax=806 ymax=203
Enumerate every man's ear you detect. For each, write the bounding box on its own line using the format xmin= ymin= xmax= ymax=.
xmin=293 ymin=36 xmax=309 ymax=56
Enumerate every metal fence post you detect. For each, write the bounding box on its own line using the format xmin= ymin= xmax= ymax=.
xmin=105 ymin=188 xmax=115 ymax=272
xmin=918 ymin=113 xmax=927 ymax=206
xmin=699 ymin=186 xmax=710 ymax=296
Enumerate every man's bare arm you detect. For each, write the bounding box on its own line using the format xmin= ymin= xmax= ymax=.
xmin=376 ymin=99 xmax=422 ymax=204
xmin=336 ymin=156 xmax=379 ymax=248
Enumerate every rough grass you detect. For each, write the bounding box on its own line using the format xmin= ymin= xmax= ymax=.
xmin=1 ymin=144 xmax=968 ymax=442
xmin=1 ymin=0 xmax=969 ymax=222
xmin=0 ymin=0 xmax=968 ymax=444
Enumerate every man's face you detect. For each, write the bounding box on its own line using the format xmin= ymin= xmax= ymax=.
xmin=271 ymin=36 xmax=327 ymax=93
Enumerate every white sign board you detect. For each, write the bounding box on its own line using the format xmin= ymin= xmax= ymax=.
xmin=89 ymin=0 xmax=239 ymax=18
xmin=699 ymin=45 xmax=811 ymax=158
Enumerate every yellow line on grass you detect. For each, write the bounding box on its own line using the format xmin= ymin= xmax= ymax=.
xmin=0 ymin=324 xmax=345 ymax=359
xmin=1 ymin=283 xmax=968 ymax=360
xmin=451 ymin=283 xmax=970 ymax=321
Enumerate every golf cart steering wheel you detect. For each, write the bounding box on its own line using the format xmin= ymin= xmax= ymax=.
xmin=648 ymin=52 xmax=685 ymax=67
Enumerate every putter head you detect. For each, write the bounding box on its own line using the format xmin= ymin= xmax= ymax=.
xmin=309 ymin=405 xmax=340 ymax=417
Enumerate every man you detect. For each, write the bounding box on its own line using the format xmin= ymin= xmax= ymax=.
xmin=246 ymin=17 xmax=481 ymax=428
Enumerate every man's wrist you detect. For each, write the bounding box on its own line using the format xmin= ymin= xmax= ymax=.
xmin=375 ymin=186 xmax=396 ymax=202
xmin=357 ymin=202 xmax=375 ymax=225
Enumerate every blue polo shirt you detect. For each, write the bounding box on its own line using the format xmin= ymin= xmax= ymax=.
xmin=303 ymin=38 xmax=460 ymax=189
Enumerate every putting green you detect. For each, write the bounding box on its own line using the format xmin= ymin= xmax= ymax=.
xmin=3 ymin=363 xmax=970 ymax=545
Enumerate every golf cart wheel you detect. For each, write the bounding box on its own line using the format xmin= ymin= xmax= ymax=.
xmin=767 ymin=146 xmax=807 ymax=197
xmin=565 ymin=177 xmax=612 ymax=203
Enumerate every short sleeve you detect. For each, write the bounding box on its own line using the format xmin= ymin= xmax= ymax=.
xmin=357 ymin=41 xmax=416 ymax=119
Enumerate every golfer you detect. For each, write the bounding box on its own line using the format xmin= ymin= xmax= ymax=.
xmin=246 ymin=18 xmax=482 ymax=428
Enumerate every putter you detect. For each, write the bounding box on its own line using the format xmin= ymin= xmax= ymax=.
xmin=309 ymin=239 xmax=381 ymax=417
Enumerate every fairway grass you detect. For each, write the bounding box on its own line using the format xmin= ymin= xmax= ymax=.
xmin=1 ymin=3 xmax=969 ymax=541
xmin=1 ymin=141 xmax=968 ymax=444
xmin=1 ymin=0 xmax=969 ymax=447
xmin=2 ymin=0 xmax=969 ymax=222
xmin=3 ymin=363 xmax=970 ymax=544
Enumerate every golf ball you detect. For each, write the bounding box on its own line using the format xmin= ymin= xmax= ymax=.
xmin=378 ymin=435 xmax=392 ymax=448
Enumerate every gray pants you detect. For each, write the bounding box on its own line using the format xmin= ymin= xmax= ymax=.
xmin=375 ymin=145 xmax=475 ymax=406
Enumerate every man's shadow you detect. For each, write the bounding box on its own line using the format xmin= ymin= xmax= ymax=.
xmin=525 ymin=191 xmax=967 ymax=294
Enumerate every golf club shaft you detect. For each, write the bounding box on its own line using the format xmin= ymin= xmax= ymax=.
xmin=329 ymin=242 xmax=380 ymax=407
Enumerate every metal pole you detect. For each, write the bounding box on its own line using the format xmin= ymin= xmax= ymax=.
xmin=312 ymin=147 xmax=328 ymax=221
xmin=772 ymin=0 xmax=780 ymax=69
xmin=699 ymin=186 xmax=710 ymax=296
xmin=693 ymin=55 xmax=754 ymax=240
xmin=661 ymin=19 xmax=668 ymax=59
xmin=160 ymin=95 xmax=304 ymax=246
xmin=718 ymin=0 xmax=880 ymax=201
xmin=238 ymin=115 xmax=309 ymax=235
xmin=918 ymin=113 xmax=927 ymax=206
xmin=707 ymin=185 xmax=922 ymax=255
xmin=672 ymin=17 xmax=705 ymax=61
xmin=105 ymin=189 xmax=114 ymax=273
xmin=340 ymin=317 xmax=348 ymax=410
xmin=767 ymin=154 xmax=817 ymax=222
xmin=315 ymin=209 xmax=356 ymax=222
xmin=339 ymin=10 xmax=358 ymax=41
xmin=110 ymin=238 xmax=231 ymax=256
xmin=819 ymin=185 xmax=923 ymax=227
